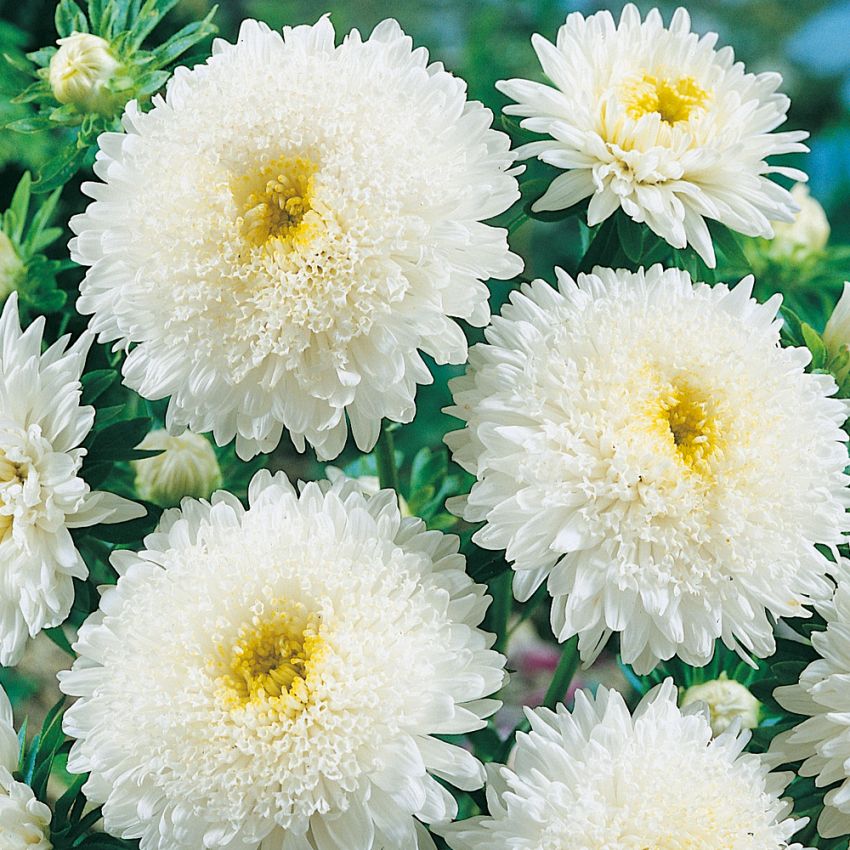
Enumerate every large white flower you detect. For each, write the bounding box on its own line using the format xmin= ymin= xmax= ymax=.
xmin=446 ymin=265 xmax=850 ymax=673
xmin=70 ymin=17 xmax=521 ymax=461
xmin=0 ymin=685 xmax=52 ymax=850
xmin=772 ymin=562 xmax=850 ymax=839
xmin=441 ymin=680 xmax=808 ymax=850
xmin=0 ymin=294 xmax=143 ymax=666
xmin=60 ymin=471 xmax=505 ymax=850
xmin=497 ymin=4 xmax=807 ymax=267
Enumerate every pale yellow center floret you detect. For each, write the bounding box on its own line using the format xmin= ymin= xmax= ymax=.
xmin=234 ymin=155 xmax=325 ymax=252
xmin=215 ymin=603 xmax=324 ymax=717
xmin=622 ymin=72 xmax=709 ymax=124
xmin=649 ymin=379 xmax=723 ymax=476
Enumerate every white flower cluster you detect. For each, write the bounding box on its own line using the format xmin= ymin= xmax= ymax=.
xmin=3 ymin=4 xmax=850 ymax=850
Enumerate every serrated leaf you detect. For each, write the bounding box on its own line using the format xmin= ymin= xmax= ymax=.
xmin=128 ymin=0 xmax=181 ymax=49
xmin=33 ymin=146 xmax=87 ymax=193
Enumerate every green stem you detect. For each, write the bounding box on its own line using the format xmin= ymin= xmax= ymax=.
xmin=490 ymin=572 xmax=513 ymax=654
xmin=498 ymin=635 xmax=580 ymax=760
xmin=374 ymin=422 xmax=400 ymax=493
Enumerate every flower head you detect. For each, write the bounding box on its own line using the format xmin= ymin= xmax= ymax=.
xmin=768 ymin=184 xmax=830 ymax=261
xmin=442 ymin=680 xmax=808 ymax=850
xmin=446 ymin=265 xmax=849 ymax=672
xmin=60 ymin=471 xmax=505 ymax=850
xmin=497 ymin=4 xmax=807 ymax=267
xmin=0 ymin=685 xmax=52 ymax=850
xmin=0 ymin=294 xmax=143 ymax=666
xmin=772 ymin=563 xmax=850 ymax=839
xmin=71 ymin=17 xmax=521 ymax=461
xmin=48 ymin=33 xmax=120 ymax=114
xmin=681 ymin=673 xmax=761 ymax=736
xmin=133 ymin=428 xmax=222 ymax=507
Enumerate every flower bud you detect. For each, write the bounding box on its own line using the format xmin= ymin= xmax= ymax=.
xmin=48 ymin=33 xmax=120 ymax=114
xmin=680 ymin=673 xmax=761 ymax=736
xmin=0 ymin=232 xmax=22 ymax=301
xmin=824 ymin=281 xmax=850 ymax=385
xmin=768 ymin=183 xmax=830 ymax=261
xmin=133 ymin=429 xmax=222 ymax=507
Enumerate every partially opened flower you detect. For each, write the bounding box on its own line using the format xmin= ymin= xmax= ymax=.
xmin=60 ymin=471 xmax=505 ymax=850
xmin=497 ymin=4 xmax=807 ymax=267
xmin=441 ymin=680 xmax=808 ymax=850
xmin=0 ymin=685 xmax=52 ymax=850
xmin=772 ymin=563 xmax=850 ymax=839
xmin=71 ymin=17 xmax=521 ymax=461
xmin=0 ymin=294 xmax=143 ymax=666
xmin=446 ymin=265 xmax=849 ymax=672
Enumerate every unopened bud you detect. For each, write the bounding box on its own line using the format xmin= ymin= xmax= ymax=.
xmin=48 ymin=33 xmax=120 ymax=114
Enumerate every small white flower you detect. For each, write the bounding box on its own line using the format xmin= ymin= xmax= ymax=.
xmin=446 ymin=265 xmax=850 ymax=672
xmin=0 ymin=294 xmax=144 ymax=666
xmin=48 ymin=32 xmax=120 ymax=114
xmin=441 ymin=680 xmax=808 ymax=850
xmin=497 ymin=4 xmax=807 ymax=267
xmin=133 ymin=428 xmax=222 ymax=507
xmin=60 ymin=471 xmax=505 ymax=850
xmin=0 ymin=686 xmax=52 ymax=850
xmin=71 ymin=17 xmax=521 ymax=461
xmin=772 ymin=562 xmax=850 ymax=839
xmin=768 ymin=184 xmax=830 ymax=261
xmin=681 ymin=673 xmax=761 ymax=736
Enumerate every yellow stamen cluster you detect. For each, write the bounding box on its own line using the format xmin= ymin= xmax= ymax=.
xmin=235 ymin=155 xmax=324 ymax=252
xmin=649 ymin=379 xmax=723 ymax=475
xmin=622 ymin=72 xmax=709 ymax=124
xmin=215 ymin=602 xmax=324 ymax=716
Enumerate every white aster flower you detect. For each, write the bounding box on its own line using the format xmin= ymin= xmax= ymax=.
xmin=60 ymin=471 xmax=505 ymax=850
xmin=681 ymin=673 xmax=761 ymax=736
xmin=0 ymin=294 xmax=143 ymax=666
xmin=71 ymin=17 xmax=521 ymax=461
xmin=0 ymin=685 xmax=52 ymax=850
xmin=48 ymin=32 xmax=120 ymax=114
xmin=497 ymin=4 xmax=807 ymax=267
xmin=772 ymin=562 xmax=850 ymax=839
xmin=133 ymin=428 xmax=222 ymax=507
xmin=445 ymin=265 xmax=850 ymax=673
xmin=441 ymin=680 xmax=808 ymax=850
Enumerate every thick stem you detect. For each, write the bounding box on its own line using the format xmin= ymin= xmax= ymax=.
xmin=374 ymin=421 xmax=400 ymax=493
xmin=490 ymin=572 xmax=513 ymax=654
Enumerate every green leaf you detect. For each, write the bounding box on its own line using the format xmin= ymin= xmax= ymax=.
xmin=128 ymin=0 xmax=181 ymax=49
xmin=27 ymin=185 xmax=62 ymax=244
xmin=88 ymin=416 xmax=151 ymax=461
xmin=711 ymin=223 xmax=749 ymax=268
xmin=802 ymin=322 xmax=828 ymax=370
xmin=616 ymin=213 xmax=644 ymax=264
xmin=44 ymin=627 xmax=75 ymax=657
xmin=5 ymin=116 xmax=52 ymax=133
xmin=780 ymin=305 xmax=805 ymax=347
xmin=55 ymin=0 xmax=90 ymax=38
xmin=33 ymin=146 xmax=87 ymax=193
xmin=7 ymin=172 xmax=31 ymax=243
xmin=149 ymin=9 xmax=218 ymax=70
xmin=81 ymin=369 xmax=118 ymax=405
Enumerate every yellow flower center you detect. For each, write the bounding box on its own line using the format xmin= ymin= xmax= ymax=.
xmin=650 ymin=380 xmax=722 ymax=475
xmin=622 ymin=72 xmax=709 ymax=124
xmin=234 ymin=155 xmax=324 ymax=252
xmin=215 ymin=602 xmax=324 ymax=716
